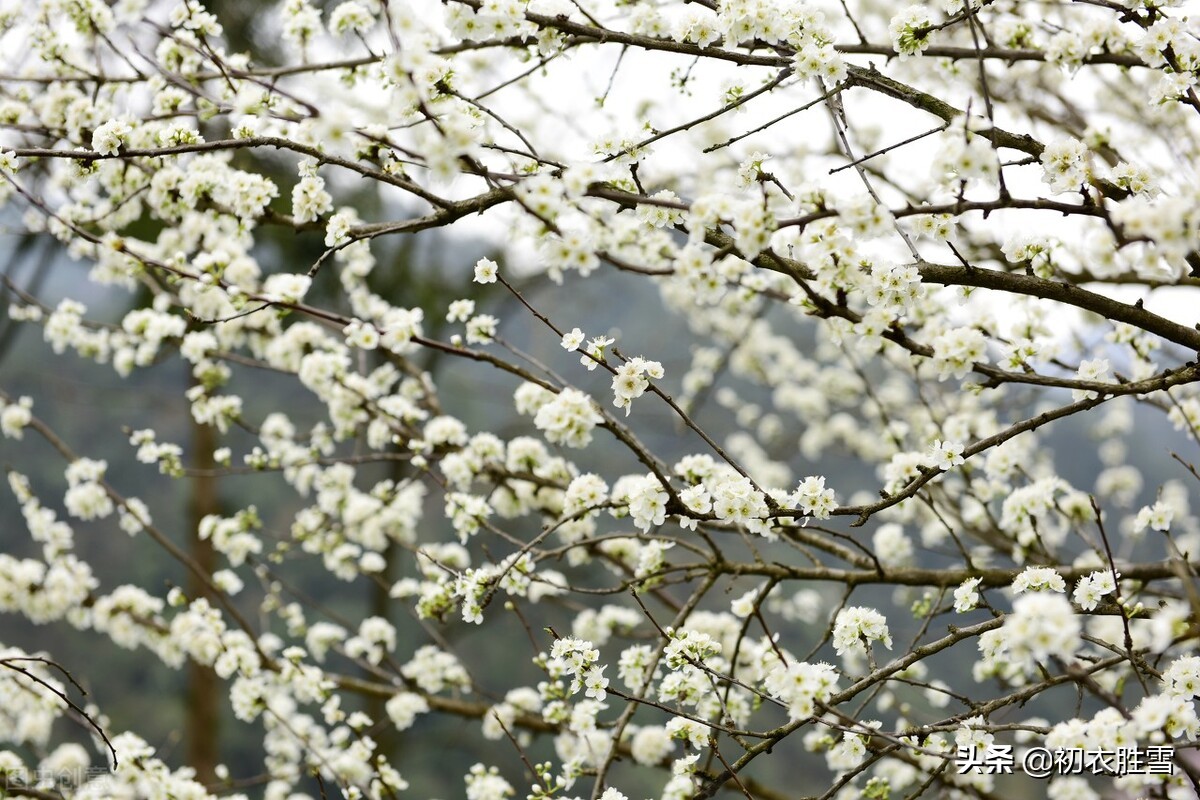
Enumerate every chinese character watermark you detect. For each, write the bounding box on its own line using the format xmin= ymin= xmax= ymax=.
xmin=1 ymin=766 xmax=115 ymax=791
xmin=956 ymin=746 xmax=1175 ymax=778
xmin=955 ymin=745 xmax=1014 ymax=774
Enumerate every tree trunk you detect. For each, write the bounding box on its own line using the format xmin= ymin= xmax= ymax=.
xmin=186 ymin=411 xmax=220 ymax=784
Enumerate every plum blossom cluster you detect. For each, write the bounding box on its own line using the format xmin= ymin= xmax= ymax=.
xmin=832 ymin=606 xmax=893 ymax=658
xmin=0 ymin=395 xmax=32 ymax=439
xmin=611 ymin=356 xmax=664 ymax=416
xmin=764 ymin=661 xmax=839 ymax=721
xmin=546 ymin=636 xmax=609 ymax=703
xmin=530 ymin=387 xmax=604 ymax=448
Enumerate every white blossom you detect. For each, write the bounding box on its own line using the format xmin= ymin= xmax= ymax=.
xmin=832 ymin=606 xmax=892 ymax=657
xmin=474 ymin=258 xmax=499 ymax=284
